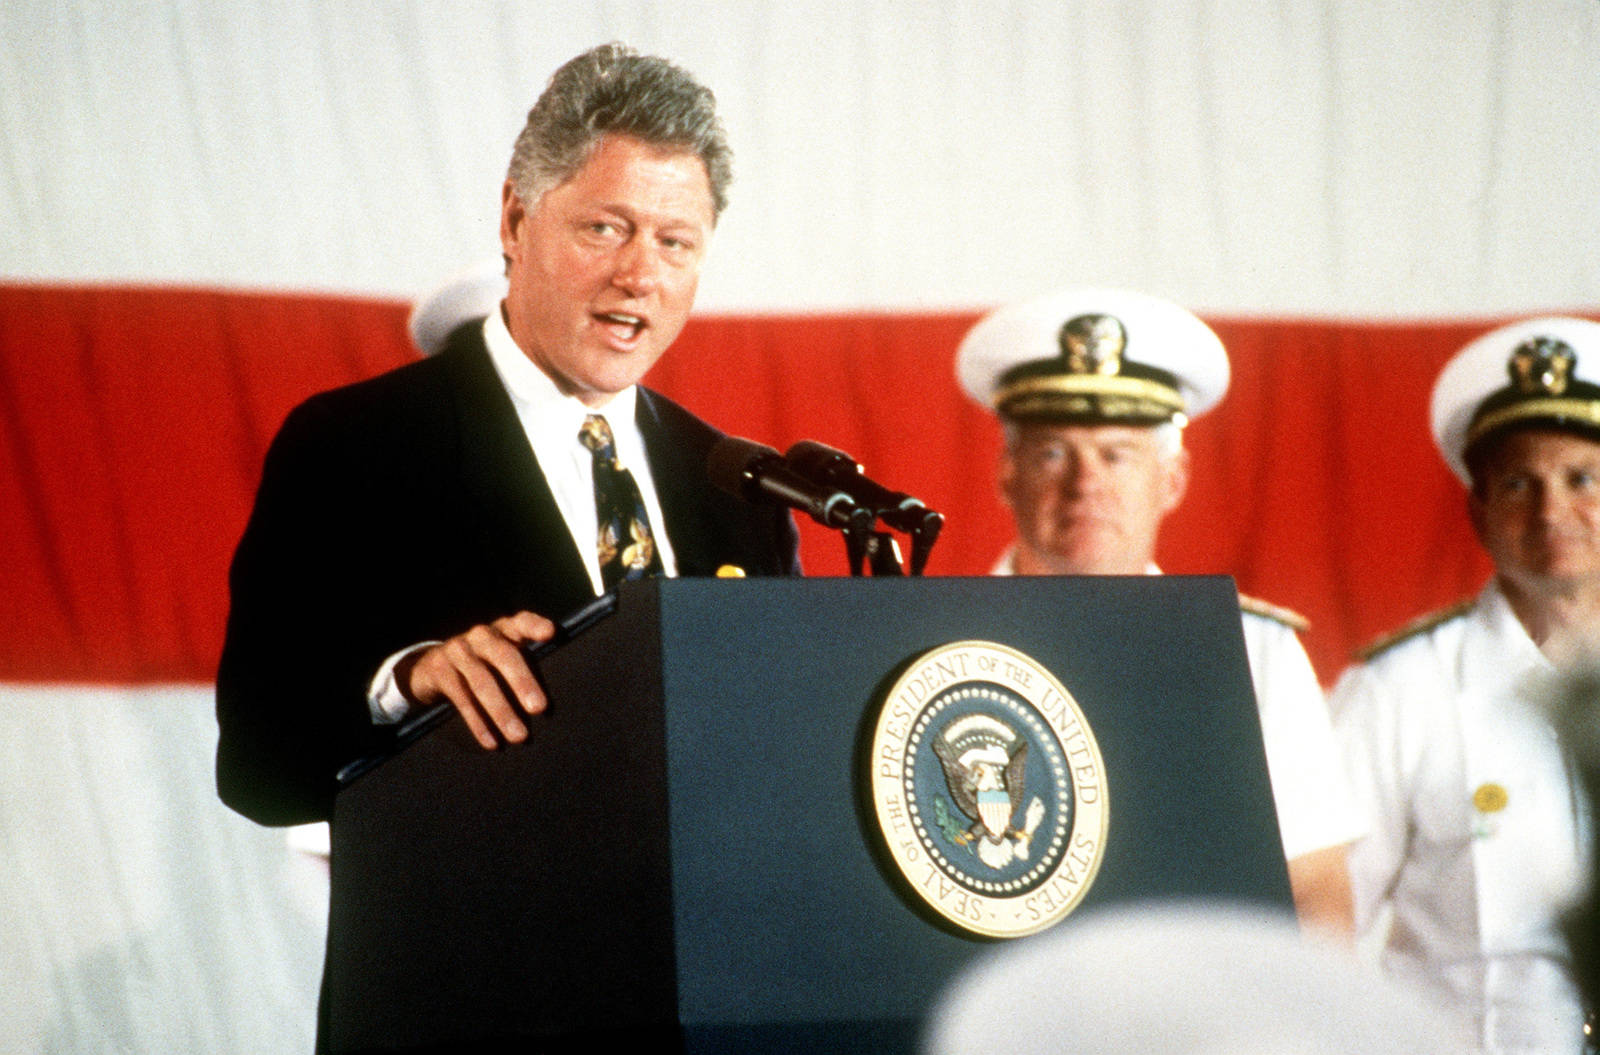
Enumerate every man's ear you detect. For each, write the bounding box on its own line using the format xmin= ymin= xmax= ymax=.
xmin=996 ymin=442 xmax=1019 ymax=512
xmin=1466 ymin=486 xmax=1488 ymax=546
xmin=1161 ymin=446 xmax=1191 ymax=513
xmin=499 ymin=180 xmax=525 ymax=257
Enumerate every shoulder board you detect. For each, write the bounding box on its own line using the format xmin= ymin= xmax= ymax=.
xmin=1354 ymin=599 xmax=1477 ymax=662
xmin=1238 ymin=593 xmax=1310 ymax=632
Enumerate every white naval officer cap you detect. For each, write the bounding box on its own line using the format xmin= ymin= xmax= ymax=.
xmin=1430 ymin=316 xmax=1600 ymax=485
xmin=407 ymin=259 xmax=509 ymax=357
xmin=955 ymin=288 xmax=1229 ymax=427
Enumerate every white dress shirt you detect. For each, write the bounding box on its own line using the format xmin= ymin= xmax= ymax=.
xmin=368 ymin=309 xmax=677 ymax=722
xmin=479 ymin=307 xmax=677 ymax=593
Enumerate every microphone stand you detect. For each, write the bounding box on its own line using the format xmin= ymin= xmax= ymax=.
xmin=709 ymin=434 xmax=945 ymax=576
xmin=867 ymin=533 xmax=905 ymax=576
xmin=841 ymin=507 xmax=885 ymax=576
xmin=907 ymin=508 xmax=944 ymax=577
xmin=841 ymin=506 xmax=943 ymax=577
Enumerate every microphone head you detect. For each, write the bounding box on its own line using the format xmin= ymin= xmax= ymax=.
xmin=706 ymin=435 xmax=781 ymax=499
xmin=785 ymin=438 xmax=929 ymax=518
xmin=709 ymin=433 xmax=864 ymax=528
xmin=785 ymin=439 xmax=861 ymax=480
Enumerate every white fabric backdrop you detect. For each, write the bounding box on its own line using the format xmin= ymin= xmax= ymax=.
xmin=4 ymin=0 xmax=1597 ymax=315
xmin=0 ymin=685 xmax=325 ymax=1054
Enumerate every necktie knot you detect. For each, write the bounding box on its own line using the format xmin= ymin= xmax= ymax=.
xmin=579 ymin=414 xmax=617 ymax=462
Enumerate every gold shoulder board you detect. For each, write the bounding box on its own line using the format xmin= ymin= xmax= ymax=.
xmin=1354 ymin=599 xmax=1476 ymax=663
xmin=1238 ymin=593 xmax=1310 ymax=633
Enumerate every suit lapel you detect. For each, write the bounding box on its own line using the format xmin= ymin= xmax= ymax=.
xmin=637 ymin=388 xmax=717 ymax=576
xmin=440 ymin=328 xmax=596 ymax=622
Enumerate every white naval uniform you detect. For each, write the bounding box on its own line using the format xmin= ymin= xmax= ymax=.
xmin=990 ymin=554 xmax=1364 ymax=861
xmin=1331 ymin=581 xmax=1590 ymax=1054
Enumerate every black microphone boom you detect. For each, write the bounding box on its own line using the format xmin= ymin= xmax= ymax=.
xmin=706 ymin=435 xmax=865 ymax=530
xmin=784 ymin=440 xmax=943 ymax=536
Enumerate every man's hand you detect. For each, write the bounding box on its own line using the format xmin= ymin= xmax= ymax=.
xmin=396 ymin=611 xmax=557 ymax=749
xmin=1286 ymin=843 xmax=1356 ymax=940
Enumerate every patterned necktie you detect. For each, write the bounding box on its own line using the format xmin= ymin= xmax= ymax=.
xmin=579 ymin=414 xmax=663 ymax=591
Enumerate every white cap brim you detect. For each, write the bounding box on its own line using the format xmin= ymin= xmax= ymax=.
xmin=408 ymin=259 xmax=509 ymax=357
xmin=956 ymin=288 xmax=1229 ymax=421
xmin=1431 ymin=316 xmax=1600 ymax=484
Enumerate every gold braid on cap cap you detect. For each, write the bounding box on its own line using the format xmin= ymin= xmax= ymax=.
xmin=1468 ymin=398 xmax=1600 ymax=445
xmin=997 ymin=374 xmax=1188 ymax=417
xmin=1465 ymin=336 xmax=1600 ymax=447
xmin=994 ymin=313 xmax=1187 ymax=424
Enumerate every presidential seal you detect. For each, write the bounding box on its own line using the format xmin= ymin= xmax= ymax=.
xmin=865 ymin=640 xmax=1109 ymax=939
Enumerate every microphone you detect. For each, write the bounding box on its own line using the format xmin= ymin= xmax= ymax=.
xmin=707 ymin=435 xmax=866 ymax=530
xmin=783 ymin=440 xmax=943 ymax=536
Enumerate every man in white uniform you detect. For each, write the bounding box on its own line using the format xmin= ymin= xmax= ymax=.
xmin=956 ymin=287 xmax=1363 ymax=937
xmin=1333 ymin=317 xmax=1600 ymax=1053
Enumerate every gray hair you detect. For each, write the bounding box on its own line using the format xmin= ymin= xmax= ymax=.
xmin=506 ymin=42 xmax=732 ymax=219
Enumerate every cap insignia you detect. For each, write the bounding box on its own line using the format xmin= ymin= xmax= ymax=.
xmin=993 ymin=310 xmax=1184 ymax=425
xmin=1509 ymin=336 xmax=1576 ymax=396
xmin=1059 ymin=314 xmax=1126 ymax=377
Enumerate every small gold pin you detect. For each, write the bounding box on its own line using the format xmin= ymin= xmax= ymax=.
xmin=715 ymin=564 xmax=747 ymax=578
xmin=1473 ymin=782 xmax=1509 ymax=814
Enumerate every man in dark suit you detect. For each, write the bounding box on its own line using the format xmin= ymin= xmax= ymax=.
xmin=216 ymin=43 xmax=799 ymax=827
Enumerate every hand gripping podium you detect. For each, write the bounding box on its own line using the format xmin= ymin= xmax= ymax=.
xmin=323 ymin=576 xmax=1293 ymax=1053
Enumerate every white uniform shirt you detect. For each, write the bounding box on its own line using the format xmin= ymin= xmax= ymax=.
xmin=1331 ymin=581 xmax=1590 ymax=1054
xmin=990 ymin=552 xmax=1364 ymax=861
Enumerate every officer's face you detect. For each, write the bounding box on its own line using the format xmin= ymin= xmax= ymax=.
xmin=1471 ymin=429 xmax=1600 ymax=601
xmin=499 ymin=133 xmax=715 ymax=408
xmin=999 ymin=423 xmax=1189 ymax=575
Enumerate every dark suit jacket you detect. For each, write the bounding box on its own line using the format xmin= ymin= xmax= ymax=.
xmin=215 ymin=322 xmax=799 ymax=825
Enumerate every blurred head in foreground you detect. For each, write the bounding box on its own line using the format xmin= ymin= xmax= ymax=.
xmin=922 ymin=901 xmax=1462 ymax=1055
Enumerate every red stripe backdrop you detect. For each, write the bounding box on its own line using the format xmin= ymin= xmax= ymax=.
xmin=8 ymin=282 xmax=1564 ymax=686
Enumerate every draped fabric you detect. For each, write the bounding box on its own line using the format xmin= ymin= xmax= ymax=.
xmin=0 ymin=684 xmax=325 ymax=1053
xmin=3 ymin=2 xmax=1599 ymax=1051
xmin=5 ymin=2 xmax=1598 ymax=316
xmin=1 ymin=281 xmax=1534 ymax=682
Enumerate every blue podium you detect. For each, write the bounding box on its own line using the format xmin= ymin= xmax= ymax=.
xmin=323 ymin=576 xmax=1292 ymax=1053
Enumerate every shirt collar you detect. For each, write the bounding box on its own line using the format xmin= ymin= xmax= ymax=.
xmin=990 ymin=545 xmax=1161 ymax=577
xmin=481 ymin=308 xmax=638 ymax=440
xmin=1477 ymin=580 xmax=1552 ymax=671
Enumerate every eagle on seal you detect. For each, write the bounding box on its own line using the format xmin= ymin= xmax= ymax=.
xmin=932 ymin=723 xmax=1029 ymax=843
xmin=931 ymin=714 xmax=1048 ymax=870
